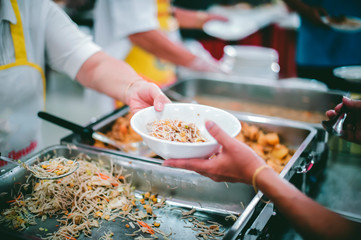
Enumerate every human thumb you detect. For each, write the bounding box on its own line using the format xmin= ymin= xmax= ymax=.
xmin=205 ymin=120 xmax=231 ymax=145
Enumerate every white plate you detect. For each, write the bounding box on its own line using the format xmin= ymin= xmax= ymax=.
xmin=321 ymin=16 xmax=361 ymax=32
xmin=333 ymin=66 xmax=361 ymax=83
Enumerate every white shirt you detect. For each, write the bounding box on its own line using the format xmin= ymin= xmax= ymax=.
xmin=0 ymin=0 xmax=101 ymax=79
xmin=94 ymin=0 xmax=158 ymax=60
xmin=0 ymin=0 xmax=101 ymax=158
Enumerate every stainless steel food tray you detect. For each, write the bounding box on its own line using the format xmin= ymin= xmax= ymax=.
xmin=163 ymin=77 xmax=346 ymax=129
xmin=61 ymin=107 xmax=318 ymax=168
xmin=0 ymin=145 xmax=252 ymax=239
xmin=1 ymin=118 xmax=316 ymax=240
xmin=59 ymin=108 xmax=317 ymax=239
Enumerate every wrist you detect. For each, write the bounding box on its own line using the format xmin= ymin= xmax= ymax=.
xmin=252 ymin=165 xmax=271 ymax=193
xmin=255 ymin=166 xmax=290 ymax=202
xmin=196 ymin=11 xmax=208 ymax=28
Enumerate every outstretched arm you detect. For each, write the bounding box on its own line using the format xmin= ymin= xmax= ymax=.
xmin=129 ymin=30 xmax=222 ymax=73
xmin=173 ymin=7 xmax=228 ymax=29
xmin=256 ymin=165 xmax=359 ymax=240
xmin=283 ymin=0 xmax=329 ymax=26
xmin=164 ymin=121 xmax=361 ymax=239
xmin=129 ymin=30 xmax=196 ymax=67
xmin=76 ymin=51 xmax=171 ymax=113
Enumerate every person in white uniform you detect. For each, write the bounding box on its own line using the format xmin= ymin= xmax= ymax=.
xmin=89 ymin=0 xmax=226 ymax=111
xmin=0 ymin=0 xmax=170 ymax=160
xmin=93 ymin=0 xmax=224 ymax=73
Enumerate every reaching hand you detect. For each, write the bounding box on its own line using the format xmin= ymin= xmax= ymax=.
xmin=163 ymin=121 xmax=266 ymax=184
xmin=174 ymin=7 xmax=228 ymax=29
xmin=301 ymin=5 xmax=329 ymax=27
xmin=187 ymin=55 xmax=226 ymax=73
xmin=326 ymin=97 xmax=361 ymax=144
xmin=202 ymin=12 xmax=229 ymax=26
xmin=284 ymin=0 xmax=329 ymax=27
xmin=126 ymin=81 xmax=171 ymax=113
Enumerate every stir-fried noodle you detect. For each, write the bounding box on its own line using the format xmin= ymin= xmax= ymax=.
xmin=0 ymin=154 xmax=226 ymax=239
xmin=28 ymin=157 xmax=78 ymax=179
xmin=147 ymin=120 xmax=207 ymax=143
xmin=0 ymin=155 xmax=161 ymax=239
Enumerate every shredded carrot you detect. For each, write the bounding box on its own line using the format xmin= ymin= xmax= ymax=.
xmin=111 ymin=182 xmax=118 ymax=187
xmin=98 ymin=173 xmax=110 ymax=180
xmin=6 ymin=194 xmax=21 ymax=203
xmin=138 ymin=221 xmax=155 ymax=234
xmin=118 ymin=176 xmax=125 ymax=180
xmin=65 ymin=237 xmax=77 ymax=240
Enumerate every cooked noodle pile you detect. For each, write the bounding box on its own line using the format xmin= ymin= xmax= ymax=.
xmin=0 ymin=154 xmax=227 ymax=239
xmin=29 ymin=157 xmax=78 ymax=179
xmin=147 ymin=120 xmax=207 ymax=143
xmin=0 ymin=155 xmax=167 ymax=239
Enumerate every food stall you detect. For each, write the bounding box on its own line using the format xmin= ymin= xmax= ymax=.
xmin=2 ymin=72 xmax=359 ymax=239
xmin=1 ymin=1 xmax=360 ymax=240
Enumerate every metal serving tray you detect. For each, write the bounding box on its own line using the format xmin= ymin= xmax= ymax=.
xmin=59 ymin=108 xmax=317 ymax=239
xmin=163 ymin=77 xmax=346 ymax=129
xmin=61 ymin=107 xmax=317 ymax=167
xmin=0 ymin=145 xmax=255 ymax=239
xmin=1 ymin=116 xmax=315 ymax=240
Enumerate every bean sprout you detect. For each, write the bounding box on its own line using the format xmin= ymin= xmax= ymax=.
xmin=147 ymin=120 xmax=207 ymax=143
xmin=28 ymin=157 xmax=78 ymax=179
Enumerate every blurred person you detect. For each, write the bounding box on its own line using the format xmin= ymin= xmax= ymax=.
xmin=163 ymin=97 xmax=361 ymax=239
xmin=283 ymin=0 xmax=361 ymax=92
xmin=0 ymin=0 xmax=170 ymax=160
xmin=93 ymin=0 xmax=228 ymax=88
xmin=90 ymin=0 xmax=227 ymax=110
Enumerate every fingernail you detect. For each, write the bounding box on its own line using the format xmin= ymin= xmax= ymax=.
xmin=156 ymin=102 xmax=163 ymax=111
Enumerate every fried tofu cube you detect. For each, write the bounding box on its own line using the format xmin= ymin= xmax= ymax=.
xmin=265 ymin=133 xmax=280 ymax=146
xmin=271 ymin=144 xmax=289 ymax=159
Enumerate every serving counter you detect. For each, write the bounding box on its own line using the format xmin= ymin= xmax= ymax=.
xmin=1 ymin=110 xmax=317 ymax=239
xmin=1 ymin=76 xmax=359 ymax=239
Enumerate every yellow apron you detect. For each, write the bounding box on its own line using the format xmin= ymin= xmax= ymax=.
xmin=124 ymin=0 xmax=178 ymax=87
xmin=113 ymin=0 xmax=178 ymax=108
xmin=0 ymin=0 xmax=46 ymax=160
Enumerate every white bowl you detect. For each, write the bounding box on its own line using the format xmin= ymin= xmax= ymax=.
xmin=130 ymin=103 xmax=241 ymax=159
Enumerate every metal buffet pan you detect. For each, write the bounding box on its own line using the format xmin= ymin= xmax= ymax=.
xmin=0 ymin=144 xmax=252 ymax=239
xmin=59 ymin=107 xmax=317 ymax=239
xmin=163 ymin=77 xmax=347 ymax=128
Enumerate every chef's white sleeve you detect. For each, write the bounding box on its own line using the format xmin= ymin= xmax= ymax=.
xmin=44 ymin=1 xmax=101 ymax=80
xmin=109 ymin=0 xmax=159 ymax=38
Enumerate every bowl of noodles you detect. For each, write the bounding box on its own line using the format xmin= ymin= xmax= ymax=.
xmin=131 ymin=103 xmax=241 ymax=159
